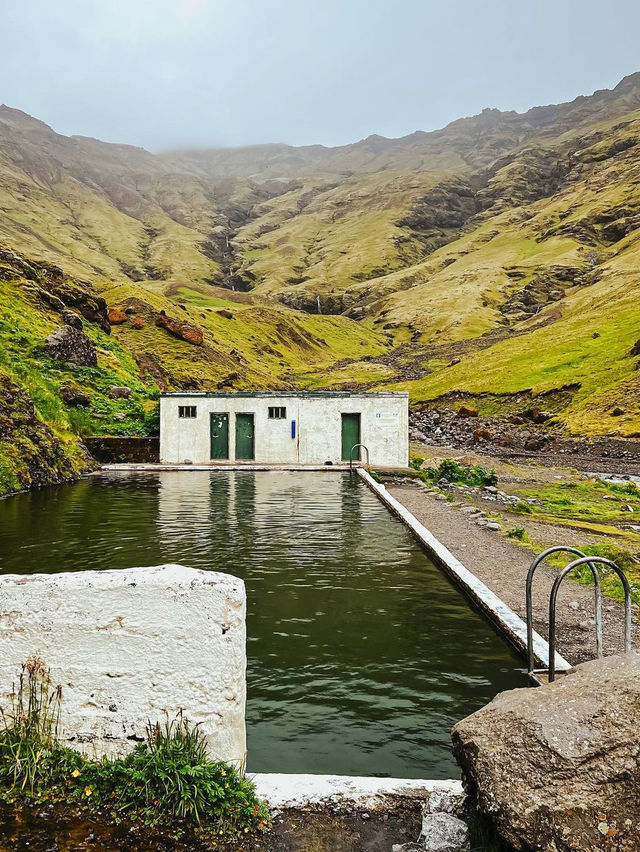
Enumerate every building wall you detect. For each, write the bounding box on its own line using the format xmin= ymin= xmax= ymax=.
xmin=159 ymin=393 xmax=408 ymax=467
xmin=0 ymin=565 xmax=246 ymax=763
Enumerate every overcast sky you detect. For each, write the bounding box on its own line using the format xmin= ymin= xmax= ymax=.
xmin=1 ymin=0 xmax=639 ymax=152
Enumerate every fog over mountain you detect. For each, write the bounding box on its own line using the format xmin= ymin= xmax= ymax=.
xmin=1 ymin=0 xmax=640 ymax=149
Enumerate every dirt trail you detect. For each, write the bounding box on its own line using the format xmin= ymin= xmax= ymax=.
xmin=386 ymin=482 xmax=639 ymax=665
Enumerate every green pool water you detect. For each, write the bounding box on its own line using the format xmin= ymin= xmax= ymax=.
xmin=0 ymin=470 xmax=526 ymax=778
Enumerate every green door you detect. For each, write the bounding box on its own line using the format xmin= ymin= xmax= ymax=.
xmin=341 ymin=413 xmax=361 ymax=461
xmin=235 ymin=413 xmax=255 ymax=460
xmin=210 ymin=412 xmax=229 ymax=460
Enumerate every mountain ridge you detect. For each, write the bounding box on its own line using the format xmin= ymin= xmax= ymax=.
xmin=1 ymin=73 xmax=640 ymax=494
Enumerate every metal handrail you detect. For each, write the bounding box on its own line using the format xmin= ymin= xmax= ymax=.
xmin=349 ymin=443 xmax=370 ymax=470
xmin=548 ymin=556 xmax=632 ymax=682
xmin=526 ymin=546 xmax=602 ymax=678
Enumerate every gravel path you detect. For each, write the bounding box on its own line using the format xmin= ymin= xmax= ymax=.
xmin=387 ymin=483 xmax=639 ymax=665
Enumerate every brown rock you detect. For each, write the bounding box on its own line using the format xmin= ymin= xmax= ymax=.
xmin=60 ymin=385 xmax=90 ymax=407
xmin=473 ymin=427 xmax=492 ymax=443
xmin=452 ymin=653 xmax=640 ymax=851
xmin=44 ymin=326 xmax=97 ymax=367
xmin=630 ymin=338 xmax=640 ymax=357
xmin=130 ymin=316 xmax=145 ymax=329
xmin=457 ymin=405 xmax=478 ymax=418
xmin=155 ymin=311 xmax=203 ymax=345
xmin=611 ymin=406 xmax=625 ymax=416
xmin=108 ymin=308 xmax=128 ymax=325
xmin=522 ymin=407 xmax=552 ymax=424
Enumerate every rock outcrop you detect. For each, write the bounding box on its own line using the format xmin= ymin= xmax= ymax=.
xmin=0 ymin=372 xmax=82 ymax=493
xmin=452 ymin=653 xmax=640 ymax=851
xmin=108 ymin=307 xmax=128 ymax=325
xmin=44 ymin=326 xmax=98 ymax=367
xmin=155 ymin=310 xmax=204 ymax=345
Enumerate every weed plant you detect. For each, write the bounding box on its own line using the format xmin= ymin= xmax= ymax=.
xmin=410 ymin=456 xmax=498 ymax=488
xmin=0 ymin=659 xmax=269 ymax=839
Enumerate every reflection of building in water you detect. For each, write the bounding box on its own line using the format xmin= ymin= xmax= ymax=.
xmin=155 ymin=470 xmax=410 ymax=574
xmin=156 ymin=470 xmax=256 ymax=567
xmin=156 ymin=471 xmax=231 ymax=555
xmin=159 ymin=391 xmax=408 ymax=467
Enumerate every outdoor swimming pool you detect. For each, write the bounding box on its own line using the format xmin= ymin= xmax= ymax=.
xmin=0 ymin=470 xmax=526 ymax=778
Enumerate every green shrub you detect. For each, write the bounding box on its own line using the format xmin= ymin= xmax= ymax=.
xmin=506 ymin=527 xmax=529 ymax=541
xmin=553 ymin=542 xmax=640 ymax=607
xmin=513 ymin=501 xmax=533 ymax=514
xmin=424 ymin=459 xmax=498 ymax=488
xmin=0 ymin=661 xmax=270 ymax=838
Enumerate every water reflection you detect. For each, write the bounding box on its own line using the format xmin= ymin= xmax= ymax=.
xmin=0 ymin=471 xmax=527 ymax=777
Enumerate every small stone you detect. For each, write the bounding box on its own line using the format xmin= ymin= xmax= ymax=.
xmin=424 ymin=790 xmax=462 ymax=815
xmin=109 ymin=386 xmax=132 ymax=400
xmin=621 ymin=504 xmax=634 ymax=512
xmin=484 ymin=486 xmax=498 ymax=494
xmin=457 ymin=405 xmax=478 ymax=418
xmin=568 ymin=600 xmax=580 ymax=611
xmin=419 ymin=812 xmax=470 ymax=851
xmin=60 ymin=385 xmax=90 ymax=407
xmin=486 ymin=522 xmax=501 ymax=531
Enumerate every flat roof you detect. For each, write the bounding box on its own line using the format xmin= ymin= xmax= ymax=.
xmin=160 ymin=390 xmax=408 ymax=399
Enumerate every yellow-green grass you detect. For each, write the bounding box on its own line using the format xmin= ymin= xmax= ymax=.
xmin=0 ymin=155 xmax=217 ymax=287
xmin=171 ymin=287 xmax=243 ymax=310
xmin=299 ymin=360 xmax=398 ymax=390
xmin=233 ymin=171 xmax=446 ymax=302
xmin=514 ymin=479 xmax=640 ymax=527
xmin=103 ymin=281 xmax=389 ymax=390
xmin=0 ymin=273 xmax=160 ymax=497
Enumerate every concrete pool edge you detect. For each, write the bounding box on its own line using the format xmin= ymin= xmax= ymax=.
xmin=252 ymin=773 xmax=463 ymax=809
xmin=99 ymin=463 xmax=356 ymax=472
xmin=357 ymin=469 xmax=572 ymax=673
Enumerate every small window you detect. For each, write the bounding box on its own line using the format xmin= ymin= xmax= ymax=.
xmin=268 ymin=406 xmax=287 ymax=419
xmin=178 ymin=406 xmax=197 ymax=418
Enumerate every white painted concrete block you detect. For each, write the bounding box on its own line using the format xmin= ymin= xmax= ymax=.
xmin=0 ymin=564 xmax=246 ymax=763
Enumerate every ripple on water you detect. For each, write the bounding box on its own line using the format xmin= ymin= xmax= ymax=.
xmin=0 ymin=470 xmax=527 ymax=777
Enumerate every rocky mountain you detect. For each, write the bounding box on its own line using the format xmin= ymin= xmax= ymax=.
xmin=1 ymin=73 xmax=640 ymax=492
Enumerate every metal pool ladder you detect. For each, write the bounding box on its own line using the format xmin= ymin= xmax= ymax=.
xmin=349 ymin=443 xmax=370 ymax=471
xmin=526 ymin=546 xmax=632 ymax=684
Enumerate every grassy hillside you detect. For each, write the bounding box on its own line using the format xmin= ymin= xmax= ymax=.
xmin=2 ymin=73 xmax=640 ymax=495
xmin=0 ymin=245 xmax=385 ymax=494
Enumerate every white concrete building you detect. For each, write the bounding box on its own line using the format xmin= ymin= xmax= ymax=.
xmin=159 ymin=391 xmax=409 ymax=467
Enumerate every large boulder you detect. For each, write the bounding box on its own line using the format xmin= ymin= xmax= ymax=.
xmin=155 ymin=310 xmax=203 ymax=345
xmin=452 ymin=653 xmax=640 ymax=851
xmin=44 ymin=325 xmax=97 ymax=367
xmin=108 ymin=307 xmax=128 ymax=325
